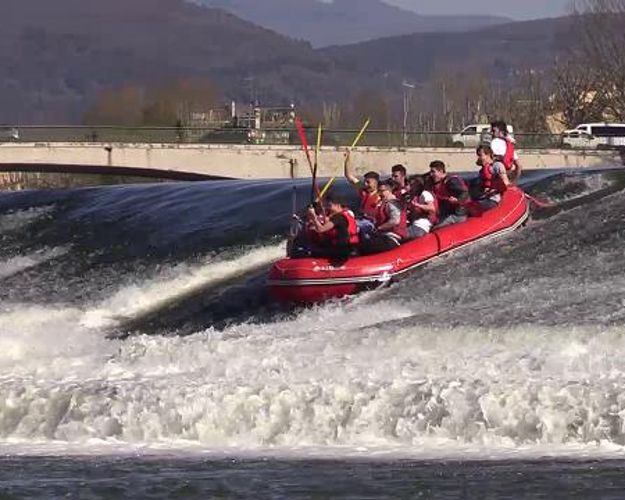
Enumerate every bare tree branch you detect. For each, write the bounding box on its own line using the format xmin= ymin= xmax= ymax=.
xmin=573 ymin=0 xmax=625 ymax=120
xmin=551 ymin=54 xmax=606 ymax=127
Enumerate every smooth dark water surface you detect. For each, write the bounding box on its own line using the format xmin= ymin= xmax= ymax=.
xmin=1 ymin=457 xmax=624 ymax=499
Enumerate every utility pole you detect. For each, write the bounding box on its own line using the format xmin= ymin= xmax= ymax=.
xmin=402 ymin=81 xmax=416 ymax=146
xmin=442 ymin=82 xmax=447 ymax=131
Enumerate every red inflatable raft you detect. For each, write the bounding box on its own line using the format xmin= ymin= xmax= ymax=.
xmin=268 ymin=186 xmax=530 ymax=303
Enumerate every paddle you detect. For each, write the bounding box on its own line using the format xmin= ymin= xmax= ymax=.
xmin=312 ymin=123 xmax=322 ymax=204
xmin=317 ymin=118 xmax=371 ymax=202
xmin=294 ymin=116 xmax=321 ymax=200
xmin=289 ymin=158 xmax=299 ymax=239
xmin=524 ymin=193 xmax=554 ymax=208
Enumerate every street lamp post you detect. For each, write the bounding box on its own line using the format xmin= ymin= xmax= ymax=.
xmin=402 ymin=81 xmax=416 ymax=147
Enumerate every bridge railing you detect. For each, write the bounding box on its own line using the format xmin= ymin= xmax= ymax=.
xmin=0 ymin=125 xmax=570 ymax=149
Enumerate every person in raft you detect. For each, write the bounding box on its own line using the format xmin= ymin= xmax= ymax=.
xmin=406 ymin=174 xmax=438 ymax=240
xmin=287 ymin=200 xmax=326 ymax=258
xmin=390 ymin=164 xmax=410 ymax=200
xmin=306 ymin=194 xmax=359 ymax=259
xmin=491 ymin=120 xmax=522 ymax=183
xmin=474 ymin=144 xmax=510 ymax=210
xmin=343 ymin=149 xmax=381 ymax=237
xmin=360 ymin=180 xmax=407 ymax=254
xmin=428 ymin=160 xmax=470 ymax=228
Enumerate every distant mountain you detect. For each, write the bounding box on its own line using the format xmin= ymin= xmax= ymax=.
xmin=0 ymin=0 xmax=575 ymax=124
xmin=322 ymin=17 xmax=575 ymax=82
xmin=0 ymin=0 xmax=326 ymax=123
xmin=193 ymin=0 xmax=511 ymax=47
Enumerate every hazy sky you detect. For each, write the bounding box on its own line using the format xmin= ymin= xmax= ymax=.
xmin=385 ymin=0 xmax=573 ymax=19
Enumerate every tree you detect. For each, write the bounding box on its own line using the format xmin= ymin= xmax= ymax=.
xmin=429 ymin=65 xmax=490 ymax=131
xmin=142 ymin=78 xmax=221 ymax=126
xmin=573 ymin=0 xmax=625 ymax=120
xmin=83 ymin=78 xmax=222 ymax=126
xmin=509 ymin=71 xmax=551 ymax=133
xmin=83 ymin=84 xmax=145 ymax=126
xmin=322 ymin=102 xmax=342 ymax=129
xmin=343 ymin=90 xmax=391 ymax=129
xmin=550 ymin=54 xmax=606 ymax=127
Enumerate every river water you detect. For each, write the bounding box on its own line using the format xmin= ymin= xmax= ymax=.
xmin=2 ymin=170 xmax=625 ymax=498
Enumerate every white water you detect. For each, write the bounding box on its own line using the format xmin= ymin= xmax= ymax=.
xmin=0 ymin=206 xmax=54 ymax=233
xmin=81 ymin=242 xmax=285 ymax=329
xmin=2 ymin=212 xmax=625 ymax=460
xmin=0 ymin=247 xmax=69 ymax=279
xmin=4 ymin=171 xmax=625 ymax=462
xmin=0 ymin=207 xmax=65 ymax=278
xmin=535 ymin=171 xmax=616 ymax=204
xmin=3 ymin=278 xmax=625 ymax=459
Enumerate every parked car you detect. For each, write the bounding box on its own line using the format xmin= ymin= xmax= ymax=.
xmin=0 ymin=126 xmax=19 ymax=141
xmin=451 ymin=124 xmax=491 ymax=148
xmin=452 ymin=124 xmax=514 ymax=148
xmin=562 ymin=123 xmax=625 ymax=149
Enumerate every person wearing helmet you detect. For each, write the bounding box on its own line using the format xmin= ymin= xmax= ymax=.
xmin=490 ymin=120 xmax=522 ymax=183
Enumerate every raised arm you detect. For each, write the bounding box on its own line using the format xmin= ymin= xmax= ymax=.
xmin=343 ymin=150 xmax=360 ymax=185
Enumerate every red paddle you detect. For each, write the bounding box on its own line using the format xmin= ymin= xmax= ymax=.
xmin=294 ymin=117 xmax=320 ymax=200
xmin=524 ymin=193 xmax=554 ymax=208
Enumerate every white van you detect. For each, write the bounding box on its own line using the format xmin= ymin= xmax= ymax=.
xmin=562 ymin=123 xmax=625 ymax=149
xmin=452 ymin=124 xmax=514 ymax=148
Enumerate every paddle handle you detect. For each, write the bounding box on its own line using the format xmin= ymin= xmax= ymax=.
xmin=350 ymin=118 xmax=370 ymax=150
xmin=525 ymin=193 xmax=554 ymax=208
xmin=311 ymin=124 xmax=322 ymax=203
xmin=295 ymin=117 xmax=315 ymax=175
xmin=317 ymin=119 xmax=370 ymax=202
xmin=315 ymin=123 xmax=322 ymax=161
xmin=317 ymin=177 xmax=335 ymax=201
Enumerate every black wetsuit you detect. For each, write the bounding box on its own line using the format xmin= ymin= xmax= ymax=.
xmin=311 ymin=213 xmax=351 ymax=259
xmin=440 ymin=177 xmax=470 ymax=218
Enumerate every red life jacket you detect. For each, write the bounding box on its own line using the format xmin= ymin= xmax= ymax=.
xmin=359 ymin=189 xmax=381 ymax=220
xmin=393 ymin=184 xmax=410 ymax=201
xmin=409 ymin=192 xmax=439 ymax=225
xmin=432 ymin=176 xmax=469 ymax=206
xmin=479 ymin=162 xmax=507 ymax=194
xmin=502 ymin=137 xmax=516 ymax=171
xmin=375 ymin=200 xmax=407 ymax=240
xmin=327 ymin=209 xmax=359 ymax=246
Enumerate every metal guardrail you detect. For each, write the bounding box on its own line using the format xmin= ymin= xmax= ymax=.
xmin=0 ymin=125 xmax=594 ymax=149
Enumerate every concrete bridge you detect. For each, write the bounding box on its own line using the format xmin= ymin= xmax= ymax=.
xmin=1 ymin=142 xmax=624 ymax=181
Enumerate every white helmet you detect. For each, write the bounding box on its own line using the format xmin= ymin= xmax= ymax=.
xmin=491 ymin=138 xmax=507 ymax=157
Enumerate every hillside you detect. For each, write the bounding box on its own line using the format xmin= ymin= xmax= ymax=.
xmin=195 ymin=0 xmax=510 ymax=47
xmin=322 ymin=17 xmax=575 ymax=83
xmin=0 ymin=0 xmax=575 ymax=125
xmin=0 ymin=0 xmax=330 ymax=123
